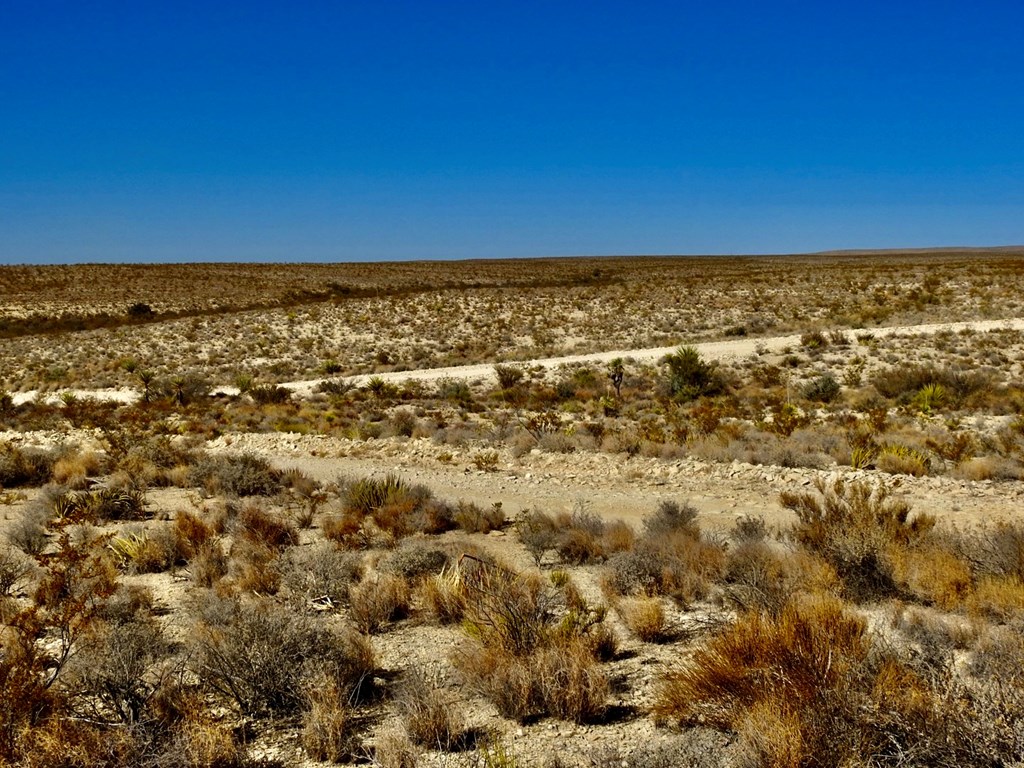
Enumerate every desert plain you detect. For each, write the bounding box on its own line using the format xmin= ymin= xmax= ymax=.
xmin=2 ymin=251 xmax=1024 ymax=767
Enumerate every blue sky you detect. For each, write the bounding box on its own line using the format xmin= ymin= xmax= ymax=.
xmin=2 ymin=1 xmax=1022 ymax=263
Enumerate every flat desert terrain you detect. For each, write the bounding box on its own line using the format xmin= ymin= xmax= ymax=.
xmin=2 ymin=251 xmax=1024 ymax=767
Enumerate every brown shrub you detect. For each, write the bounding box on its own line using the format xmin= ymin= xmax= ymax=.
xmin=454 ymin=557 xmax=610 ymax=722
xmin=396 ymin=670 xmax=464 ymax=750
xmin=190 ymin=597 xmax=374 ymax=717
xmin=453 ymin=500 xmax=505 ymax=533
xmin=189 ymin=540 xmax=228 ymax=587
xmin=229 ymin=540 xmax=281 ymax=595
xmin=173 ymin=509 xmax=214 ymax=562
xmin=51 ymin=450 xmax=105 ymax=489
xmin=617 ymin=597 xmax=667 ymax=642
xmin=967 ymin=576 xmax=1024 ymax=621
xmin=892 ymin=546 xmax=972 ymax=610
xmin=348 ymin=573 xmax=411 ymax=633
xmin=301 ymin=669 xmax=355 ymax=762
xmin=373 ymin=725 xmax=419 ymax=768
xmin=236 ymin=501 xmax=298 ymax=551
xmin=723 ymin=542 xmax=840 ymax=616
xmin=781 ymin=478 xmax=934 ymax=601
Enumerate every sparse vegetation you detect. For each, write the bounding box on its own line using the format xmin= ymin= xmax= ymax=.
xmin=3 ymin=254 xmax=1024 ymax=765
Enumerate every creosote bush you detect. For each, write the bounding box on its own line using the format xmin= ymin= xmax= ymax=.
xmin=189 ymin=596 xmax=374 ymax=717
xmin=188 ymin=452 xmax=282 ymax=497
xmin=781 ymin=478 xmax=936 ymax=601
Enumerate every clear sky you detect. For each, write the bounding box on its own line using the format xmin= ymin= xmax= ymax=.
xmin=2 ymin=1 xmax=1023 ymax=263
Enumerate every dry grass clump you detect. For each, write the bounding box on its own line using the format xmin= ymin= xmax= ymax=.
xmin=453 ymin=557 xmax=611 ymax=722
xmin=235 ymin=500 xmax=299 ymax=551
xmin=348 ymin=572 xmax=411 ymax=633
xmin=51 ymin=449 xmax=106 ymax=489
xmin=654 ymin=593 xmax=1003 ymax=767
xmin=301 ymin=668 xmax=356 ymax=762
xmin=0 ymin=443 xmax=59 ymax=488
xmin=395 ymin=669 xmax=466 ymax=750
xmin=616 ymin=596 xmax=667 ymax=642
xmin=420 ymin=564 xmax=468 ymax=624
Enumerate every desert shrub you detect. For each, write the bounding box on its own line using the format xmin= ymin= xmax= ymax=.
xmin=454 ymin=500 xmax=505 ymax=533
xmin=172 ymin=509 xmax=214 ymax=562
xmin=348 ymin=573 xmax=411 ymax=633
xmin=967 ymin=576 xmax=1024 ymax=622
xmin=892 ymin=546 xmax=973 ymax=610
xmin=344 ymin=474 xmax=407 ymax=514
xmin=644 ymin=499 xmax=699 ymax=538
xmin=188 ymin=453 xmax=282 ymax=497
xmin=616 ymin=597 xmax=667 ymax=642
xmin=875 ymin=442 xmax=930 ymax=476
xmin=530 ymin=639 xmax=610 ymax=722
xmin=379 ymin=541 xmax=449 ymax=580
xmin=396 ymin=670 xmax=464 ymax=750
xmin=436 ymin=377 xmax=472 ymax=404
xmin=959 ymin=522 xmax=1024 ymax=580
xmin=280 ymin=541 xmax=363 ymax=607
xmin=236 ymin=501 xmax=298 ymax=551
xmin=457 ymin=638 xmax=607 ymax=723
xmin=51 ymin=449 xmax=105 ymax=489
xmin=781 ymin=478 xmax=935 ymax=602
xmin=322 ymin=509 xmax=368 ymax=549
xmin=0 ymin=444 xmax=58 ymax=487
xmin=6 ymin=504 xmax=49 ymax=555
xmin=723 ymin=541 xmax=840 ymax=616
xmin=799 ymin=329 xmax=829 ymax=349
xmin=802 ymin=374 xmax=840 ymax=403
xmin=189 ymin=540 xmax=229 ymax=587
xmin=604 ymin=505 xmax=724 ymax=601
xmin=61 ymin=615 xmax=168 ymax=725
xmin=870 ymin=363 xmax=990 ymax=406
xmin=653 ymin=593 xmax=992 ymax=766
xmin=605 ymin=534 xmax=725 ymax=602
xmin=517 ymin=509 xmax=561 ymax=566
xmin=190 ymin=597 xmax=374 ymax=716
xmin=229 ymin=539 xmax=282 ymax=595
xmin=454 ymin=557 xmax=610 ymax=722
xmin=731 ymin=515 xmax=768 ymax=545
xmin=158 ymin=372 xmax=211 ymax=406
xmin=494 ymin=363 xmax=525 ymax=391
xmin=0 ymin=544 xmax=33 ymax=595
xmin=661 ymin=346 xmax=723 ymax=401
xmin=301 ymin=668 xmax=355 ymax=762
xmin=93 ymin=487 xmax=148 ymax=521
xmin=373 ymin=726 xmax=419 ymax=768
xmin=388 ymin=408 xmax=417 ymax=437
xmin=555 ymin=508 xmax=608 ymax=565
xmin=108 ymin=530 xmax=175 ymax=574
xmin=249 ymin=383 xmax=291 ymax=405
